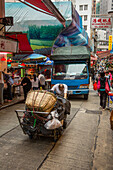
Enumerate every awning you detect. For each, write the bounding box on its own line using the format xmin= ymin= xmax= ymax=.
xmin=96 ymin=50 xmax=111 ymax=59
xmin=6 ymin=33 xmax=33 ymax=54
xmin=34 ymin=48 xmax=52 ymax=56
xmin=91 ymin=54 xmax=97 ymax=61
xmin=13 ymin=54 xmax=28 ymax=61
xmin=18 ymin=0 xmax=66 ymax=26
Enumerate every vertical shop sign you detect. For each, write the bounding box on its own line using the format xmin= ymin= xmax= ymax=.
xmin=109 ymin=35 xmax=112 ymax=50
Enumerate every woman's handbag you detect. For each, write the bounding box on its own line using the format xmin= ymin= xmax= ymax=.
xmin=105 ymin=78 xmax=110 ymax=93
xmin=93 ymin=82 xmax=97 ymax=90
xmin=97 ymin=79 xmax=101 ymax=90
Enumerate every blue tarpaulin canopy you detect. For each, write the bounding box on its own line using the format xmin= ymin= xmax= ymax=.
xmin=39 ymin=57 xmax=53 ymax=65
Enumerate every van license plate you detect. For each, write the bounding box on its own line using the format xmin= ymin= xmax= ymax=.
xmin=69 ymin=91 xmax=73 ymax=94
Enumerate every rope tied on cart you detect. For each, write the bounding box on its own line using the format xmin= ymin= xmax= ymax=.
xmin=32 ymin=90 xmax=39 ymax=112
xmin=38 ymin=90 xmax=47 ymax=111
xmin=31 ymin=111 xmax=37 ymax=127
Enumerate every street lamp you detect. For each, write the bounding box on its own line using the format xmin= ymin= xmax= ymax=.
xmin=108 ymin=10 xmax=113 ymax=53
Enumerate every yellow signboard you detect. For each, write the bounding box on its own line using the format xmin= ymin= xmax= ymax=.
xmin=109 ymin=35 xmax=112 ymax=50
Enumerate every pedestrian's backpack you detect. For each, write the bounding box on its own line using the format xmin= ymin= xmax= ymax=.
xmin=8 ymin=76 xmax=14 ymax=85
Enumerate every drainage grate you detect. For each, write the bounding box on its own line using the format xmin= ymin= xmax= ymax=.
xmin=85 ymin=109 xmax=102 ymax=114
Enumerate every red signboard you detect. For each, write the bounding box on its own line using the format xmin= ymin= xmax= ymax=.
xmin=91 ymin=17 xmax=112 ymax=29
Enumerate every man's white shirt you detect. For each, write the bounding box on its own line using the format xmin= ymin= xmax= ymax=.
xmin=51 ymin=84 xmax=68 ymax=95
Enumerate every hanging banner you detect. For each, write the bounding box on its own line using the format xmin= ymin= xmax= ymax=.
xmin=91 ymin=17 xmax=112 ymax=29
xmin=109 ymin=35 xmax=112 ymax=50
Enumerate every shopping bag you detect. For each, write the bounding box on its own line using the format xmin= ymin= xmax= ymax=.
xmin=93 ymin=82 xmax=97 ymax=90
xmin=44 ymin=118 xmax=62 ymax=129
xmin=105 ymin=78 xmax=110 ymax=93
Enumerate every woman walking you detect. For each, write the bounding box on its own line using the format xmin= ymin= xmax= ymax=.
xmin=31 ymin=74 xmax=39 ymax=90
xmin=97 ymin=72 xmax=110 ymax=110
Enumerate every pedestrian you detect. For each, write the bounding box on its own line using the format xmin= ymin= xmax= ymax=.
xmin=21 ymin=74 xmax=32 ymax=101
xmin=97 ymin=72 xmax=110 ymax=110
xmin=3 ymin=72 xmax=14 ymax=102
xmin=31 ymin=74 xmax=39 ymax=90
xmin=14 ymin=74 xmax=21 ymax=98
xmin=0 ymin=71 xmax=4 ymax=105
xmin=38 ymin=72 xmax=46 ymax=90
xmin=51 ymin=83 xmax=68 ymax=99
xmin=51 ymin=83 xmax=71 ymax=127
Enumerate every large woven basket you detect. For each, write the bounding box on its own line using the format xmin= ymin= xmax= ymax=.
xmin=25 ymin=90 xmax=57 ymax=112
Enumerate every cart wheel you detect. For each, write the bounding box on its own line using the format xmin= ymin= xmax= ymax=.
xmin=63 ymin=120 xmax=67 ymax=129
xmin=110 ymin=121 xmax=113 ymax=130
xmin=54 ymin=129 xmax=58 ymax=142
xmin=28 ymin=134 xmax=33 ymax=139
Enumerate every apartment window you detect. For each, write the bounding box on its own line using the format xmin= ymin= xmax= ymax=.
xmin=79 ymin=5 xmax=83 ymax=11
xmin=84 ymin=15 xmax=87 ymax=21
xmin=84 ymin=25 xmax=87 ymax=31
xmin=84 ymin=5 xmax=88 ymax=10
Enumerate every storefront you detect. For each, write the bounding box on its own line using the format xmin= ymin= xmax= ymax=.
xmin=0 ymin=36 xmax=18 ymax=104
xmin=0 ymin=36 xmax=18 ymax=72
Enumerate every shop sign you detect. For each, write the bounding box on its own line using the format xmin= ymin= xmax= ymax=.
xmin=0 ymin=37 xmax=18 ymax=53
xmin=91 ymin=17 xmax=112 ymax=29
xmin=11 ymin=63 xmax=18 ymax=67
xmin=109 ymin=35 xmax=112 ymax=50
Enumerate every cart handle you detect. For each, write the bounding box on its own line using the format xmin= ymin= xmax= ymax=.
xmin=15 ymin=110 xmax=49 ymax=115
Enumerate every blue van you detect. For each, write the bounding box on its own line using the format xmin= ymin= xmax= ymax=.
xmin=50 ymin=46 xmax=90 ymax=100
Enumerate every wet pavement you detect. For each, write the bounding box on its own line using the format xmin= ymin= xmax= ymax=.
xmin=0 ymin=89 xmax=113 ymax=170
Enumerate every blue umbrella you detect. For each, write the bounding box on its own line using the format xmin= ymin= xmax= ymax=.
xmin=23 ymin=53 xmax=47 ymax=62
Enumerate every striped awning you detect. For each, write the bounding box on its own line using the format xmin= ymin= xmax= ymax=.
xmin=18 ymin=0 xmax=66 ymax=26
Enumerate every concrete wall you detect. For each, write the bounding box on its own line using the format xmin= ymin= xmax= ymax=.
xmin=97 ymin=30 xmax=107 ymax=41
xmin=0 ymin=0 xmax=5 ymax=36
xmin=100 ymin=0 xmax=112 ymax=14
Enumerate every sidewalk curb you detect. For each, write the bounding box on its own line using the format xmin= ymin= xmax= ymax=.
xmin=0 ymin=99 xmax=24 ymax=110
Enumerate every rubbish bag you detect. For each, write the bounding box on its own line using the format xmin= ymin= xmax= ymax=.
xmin=44 ymin=118 xmax=62 ymax=130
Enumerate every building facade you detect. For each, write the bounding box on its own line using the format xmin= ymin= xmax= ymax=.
xmin=97 ymin=30 xmax=108 ymax=51
xmin=74 ymin=0 xmax=92 ymax=37
xmin=100 ymin=0 xmax=113 ymax=14
xmin=96 ymin=1 xmax=100 ymax=14
xmin=92 ymin=0 xmax=96 ymax=15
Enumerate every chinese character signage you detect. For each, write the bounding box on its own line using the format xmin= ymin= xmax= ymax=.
xmin=109 ymin=35 xmax=112 ymax=50
xmin=91 ymin=17 xmax=112 ymax=29
xmin=0 ymin=37 xmax=18 ymax=53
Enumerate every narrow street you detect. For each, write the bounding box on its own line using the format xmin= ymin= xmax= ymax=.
xmin=0 ymin=89 xmax=113 ymax=170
